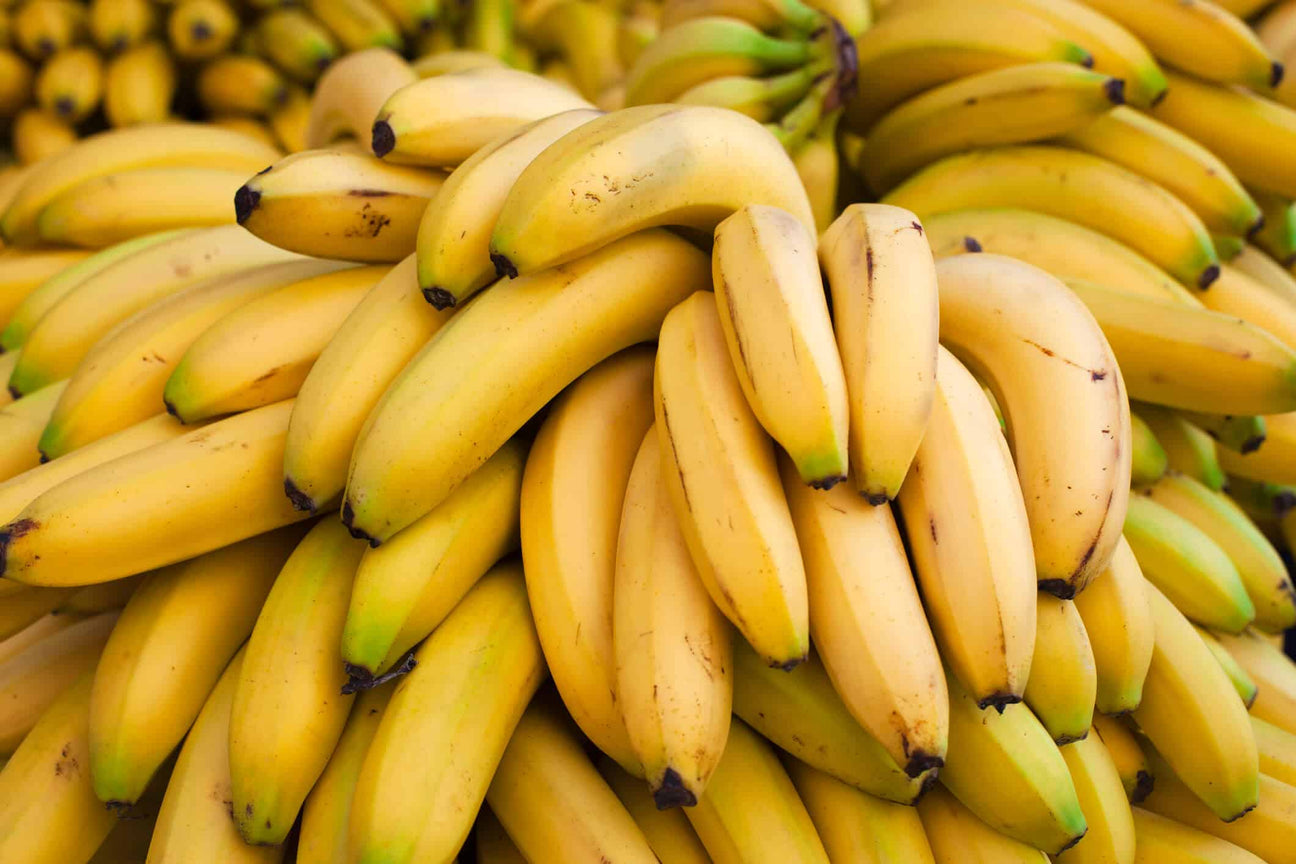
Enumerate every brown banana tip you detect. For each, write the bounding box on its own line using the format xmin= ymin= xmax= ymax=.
xmin=38 ymin=452 xmax=49 ymax=465
xmin=1037 ymin=578 xmax=1077 ymax=600
xmin=317 ymin=56 xmax=332 ymax=71
xmin=54 ymin=97 xmax=75 ymax=118
xmin=491 ymin=252 xmax=518 ymax=279
xmin=1150 ymin=86 xmax=1168 ymax=107
xmin=1055 ymin=730 xmax=1088 ymax=746
xmin=825 ymin=17 xmax=858 ymax=113
xmin=1103 ymin=78 xmax=1125 ymax=105
xmin=233 ymin=186 xmax=260 ymax=224
xmin=191 ymin=21 xmax=212 ymax=40
xmin=978 ymin=692 xmax=1022 ymax=714
xmin=1273 ymin=490 xmax=1296 ymax=516
xmin=774 ymin=653 xmax=808 ymax=672
xmin=1240 ymin=434 xmax=1266 ymax=454
xmin=6 ymin=385 xmax=19 ymax=400
xmin=962 ymin=236 xmax=983 ymax=253
xmin=1273 ymin=61 xmax=1285 ymax=89
xmin=36 ymin=38 xmax=54 ymax=57
xmin=1198 ymin=264 xmax=1221 ymax=290
xmin=913 ymin=769 xmax=940 ymax=803
xmin=904 ymin=751 xmax=944 ymax=778
xmin=1223 ymin=802 xmax=1257 ymax=824
xmin=809 ymin=474 xmax=846 ymax=491
xmin=163 ymin=398 xmax=180 ymax=419
xmin=342 ymin=651 xmax=418 ymax=695
xmin=862 ymin=491 xmax=891 ymax=506
xmin=418 ymin=15 xmax=436 ymax=31
xmin=1056 ymin=827 xmax=1088 ymax=855
xmin=341 ymin=501 xmax=380 ymax=547
xmin=282 ymin=478 xmax=316 ymax=513
xmin=371 ymin=121 xmax=395 ymax=158
xmin=653 ymin=769 xmax=698 ymax=810
xmin=1248 ymin=212 xmax=1266 ymax=238
xmin=1131 ymin=771 xmax=1154 ymax=804
xmin=422 ymin=286 xmax=457 ymax=310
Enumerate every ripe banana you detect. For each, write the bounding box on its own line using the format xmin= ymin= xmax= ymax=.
xmin=940 ymin=667 xmax=1088 ymax=855
xmin=791 ymin=112 xmax=839 ymax=233
xmin=917 ymin=783 xmax=1049 ymax=864
xmin=1196 ymin=624 xmax=1260 ymax=706
xmin=12 ymin=0 xmax=85 ymax=62
xmin=524 ymin=0 xmax=625 ymax=101
xmin=1253 ymin=716 xmax=1296 ymax=788
xmin=731 ymin=639 xmax=930 ymax=805
xmin=1073 ymin=537 xmax=1154 ymax=715
xmin=416 ymin=108 xmax=601 ymax=309
xmin=1131 ymin=413 xmax=1168 ymax=485
xmin=1053 ymin=732 xmax=1137 ymax=864
xmin=372 ymin=67 xmax=593 ymax=167
xmin=11 ymin=108 xmax=76 ymax=165
xmin=89 ymin=0 xmax=154 ymax=52
xmin=166 ymin=0 xmax=237 ymax=59
xmin=102 ymin=41 xmax=176 ymax=128
xmin=1131 ymin=806 xmax=1267 ymax=864
xmin=1219 ymin=410 xmax=1296 ymax=484
xmin=597 ymin=755 xmax=712 ymax=863
xmin=58 ymin=577 xmax=139 ymax=615
xmin=1200 ymin=264 xmax=1296 ymax=355
xmin=236 ymin=148 xmax=445 ymax=263
xmin=713 ymin=204 xmax=848 ymax=486
xmin=410 ymin=49 xmax=506 ymax=77
xmin=936 ymin=253 xmax=1130 ymax=595
xmin=490 ymin=104 xmax=814 ymax=277
xmin=1092 ymin=713 xmax=1153 ymax=804
xmin=656 ymin=0 xmax=823 ymax=36
xmin=1213 ymin=628 xmax=1296 ymax=736
xmin=1 ymin=123 xmax=280 ymax=244
xmin=88 ymin=528 xmax=303 ymax=806
xmin=164 ymin=264 xmax=383 ymax=422
xmin=342 ymin=439 xmax=522 ymax=679
xmin=269 ymin=86 xmax=311 ymax=153
xmin=372 ymin=0 xmax=437 ymax=37
xmin=0 ymin=381 xmax=68 ymax=484
xmin=1251 ymin=189 xmax=1296 ymax=266
xmin=1024 ymin=595 xmax=1097 ymax=745
xmin=0 ymin=247 xmax=91 ymax=327
xmin=34 ymin=46 xmax=102 ymax=123
xmin=0 ymin=51 xmax=33 ymax=120
xmin=519 ymin=349 xmax=651 ymax=774
xmin=1231 ymin=242 xmax=1296 ymax=303
xmin=0 ymin=584 xmax=76 ymax=642
xmin=348 ymin=564 xmax=545 ymax=864
xmin=305 ymin=0 xmax=403 ymax=52
xmin=343 ymin=229 xmax=708 ymax=544
xmin=1179 ymin=410 xmax=1266 ymax=455
xmin=256 ymin=9 xmax=338 ymax=84
xmin=1133 ymin=405 xmax=1226 ymax=490
xmin=0 ymin=612 xmax=84 ymax=667
xmin=306 ymin=48 xmax=416 ymax=151
xmin=0 ymin=400 xmax=312 ymax=586
xmin=652 ymin=291 xmax=809 ymax=668
xmin=196 ymin=55 xmax=288 ymax=117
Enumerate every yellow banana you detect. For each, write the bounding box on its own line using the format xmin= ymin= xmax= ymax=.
xmin=348 ymin=564 xmax=546 ymax=864
xmin=163 ymin=265 xmax=384 ymax=422
xmin=1231 ymin=243 xmax=1296 ymax=305
xmin=1196 ymin=624 xmax=1260 ymax=706
xmin=12 ymin=0 xmax=85 ymax=62
xmin=0 ymin=381 xmax=67 ymax=484
xmin=102 ymin=41 xmax=175 ymax=128
xmin=343 ymin=229 xmax=708 ymax=544
xmin=917 ymin=783 xmax=1049 ymax=864
xmin=597 ymin=755 xmax=712 ymax=864
xmin=1073 ymin=537 xmax=1153 ymax=715
xmin=1130 ymin=413 xmax=1168 ymax=485
xmin=305 ymin=0 xmax=403 ymax=52
xmin=196 ymin=54 xmax=288 ymax=117
xmin=519 ymin=349 xmax=651 ymax=774
xmin=256 ymin=9 xmax=338 ymax=84
xmin=0 ymin=585 xmax=76 ymax=642
xmin=1253 ymin=715 xmax=1296 ymax=788
xmin=166 ymin=0 xmax=237 ymax=59
xmin=341 ymin=440 xmax=522 ymax=679
xmin=1092 ymin=713 xmax=1153 ymax=804
xmin=0 ymin=246 xmax=90 ymax=327
xmin=1259 ymin=0 xmax=1296 ymax=58
xmin=11 ymin=108 xmax=76 ymax=164
xmin=525 ymin=0 xmax=624 ymax=101
xmin=0 ymin=613 xmax=82 ymax=668
xmin=791 ymin=111 xmax=839 ymax=233
xmin=372 ymin=0 xmax=437 ymax=37
xmin=1053 ymin=732 xmax=1137 ymax=864
xmin=1213 ymin=627 xmax=1296 ymax=736
xmin=1131 ymin=806 xmax=1267 ymax=864
xmin=57 ymin=576 xmax=139 ymax=615
xmin=306 ymin=48 xmax=416 ymax=151
xmin=1024 ymin=595 xmax=1097 ymax=745
xmin=34 ymin=46 xmax=102 ymax=123
xmin=89 ymin=0 xmax=154 ymax=52
xmin=269 ymin=85 xmax=311 ymax=153
xmin=1220 ymin=410 xmax=1296 ymax=484
xmin=0 ymin=50 xmax=33 ymax=120
xmin=1133 ymin=405 xmax=1226 ymax=490
xmin=656 ymin=0 xmax=823 ymax=37
xmin=490 ymin=104 xmax=814 ymax=277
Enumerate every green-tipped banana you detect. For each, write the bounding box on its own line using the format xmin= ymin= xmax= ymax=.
xmin=1133 ymin=404 xmax=1227 ymax=491
xmin=1130 ymin=412 xmax=1168 ymax=486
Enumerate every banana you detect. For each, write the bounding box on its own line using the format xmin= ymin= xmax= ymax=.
xmin=731 ymin=639 xmax=931 ymax=805
xmin=519 ymin=349 xmax=651 ymax=773
xmin=1253 ymin=716 xmax=1296 ymax=788
xmin=196 ymin=55 xmax=288 ymax=117
xmin=598 ymin=755 xmax=712 ymax=864
xmin=163 ymin=265 xmax=384 ymax=422
xmin=1134 ymin=406 xmax=1226 ymax=490
xmin=846 ymin=0 xmax=1092 ymax=129
xmin=1226 ymin=476 xmax=1296 ymax=530
xmin=781 ymin=454 xmax=947 ymax=776
xmin=87 ymin=529 xmax=303 ymax=806
xmin=0 ymin=400 xmax=312 ymax=586
xmin=12 ymin=0 xmax=85 ymax=61
xmin=229 ymin=519 xmax=364 ymax=845
xmin=1200 ymin=265 xmax=1296 ymax=359
xmin=0 ymin=597 xmax=77 ymax=648
xmin=1213 ymin=628 xmax=1296 ymax=736
xmin=35 ymin=166 xmax=247 ymax=248
xmin=89 ymin=0 xmax=154 ymax=52
xmin=614 ymin=425 xmax=732 ymax=807
xmin=864 ymin=62 xmax=1123 ymax=195
xmin=0 ymin=247 xmax=90 ymax=327
xmin=916 ymin=783 xmax=1050 ymax=864
xmin=1196 ymin=624 xmax=1260 ymax=706
xmin=306 ymin=48 xmax=416 ymax=151
xmin=475 ymin=806 xmax=526 ymax=864
xmin=1078 ymin=0 xmax=1279 ymax=90
xmin=1220 ymin=410 xmax=1296 ymax=484
xmin=236 ymin=148 xmax=446 ymax=262
xmin=1252 ymin=190 xmax=1296 ymax=266
xmin=256 ymin=9 xmax=338 ymax=83
xmin=656 ymin=0 xmax=823 ymax=36
xmin=0 ymin=610 xmax=114 ymax=753
xmin=1259 ymin=1 xmax=1296 ymax=58
xmin=269 ymin=86 xmax=311 ymax=153
xmin=372 ymin=0 xmax=436 ymax=36
xmin=460 ymin=0 xmax=513 ymax=61
xmin=1130 ymin=413 xmax=1168 ymax=485
xmin=936 ymin=253 xmax=1130 ymax=596
xmin=1024 ymin=595 xmax=1097 ymax=745
xmin=166 ymin=0 xmax=237 ymax=59
xmin=0 ymin=613 xmax=83 ymax=668
xmin=411 ymin=50 xmax=506 ymax=76
xmin=102 ymin=41 xmax=175 ymax=128
xmin=1231 ymin=243 xmax=1296 ymax=303
xmin=1092 ymin=714 xmax=1153 ymax=804
xmin=415 ymin=108 xmax=601 ymax=309
xmin=651 ymin=291 xmax=809 ymax=668
xmin=785 ymin=757 xmax=937 ymax=864
xmin=34 ymin=46 xmax=102 ymax=123
xmin=1145 ymin=472 xmax=1296 ymax=632
xmin=791 ymin=112 xmax=838 ymax=233
xmin=145 ymin=649 xmax=284 ymax=864
xmin=1179 ymin=410 xmax=1267 ymax=454
xmin=0 ymin=674 xmax=118 ymax=863
xmin=940 ymin=667 xmax=1088 ymax=854
xmin=297 ymin=684 xmax=394 ymax=864
xmin=11 ymin=226 xmax=303 ymax=396
xmin=885 ymin=147 xmax=1221 ymax=289
xmin=681 ymin=718 xmax=830 ymax=864
xmin=1131 ymin=806 xmax=1267 ymax=864
xmin=11 ymin=108 xmax=76 ymax=165
xmin=41 ymin=259 xmax=346 ymax=459
xmin=306 ymin=0 xmax=403 ymax=52
xmin=341 ymin=440 xmax=522 ymax=679
xmin=0 ymin=381 xmax=67 ymax=484
xmin=713 ymin=204 xmax=848 ymax=486
xmin=348 ymin=564 xmax=545 ymax=864
xmin=0 ymin=49 xmax=33 ymax=119
xmin=1064 ymin=279 xmax=1296 ymax=415
xmin=1053 ymin=732 xmax=1137 ymax=864
xmin=490 ymin=104 xmax=814 ymax=277
xmin=1 ymin=124 xmax=280 ymax=245
xmin=209 ymin=116 xmax=279 ymax=149
xmin=58 ymin=577 xmax=139 ymax=615
xmin=524 ymin=1 xmax=624 ymax=101
xmin=371 ymin=67 xmax=593 ymax=167
xmin=343 ymin=229 xmax=708 ymax=544
xmin=1073 ymin=537 xmax=1154 ymax=715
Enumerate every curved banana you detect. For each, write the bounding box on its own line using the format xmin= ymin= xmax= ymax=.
xmin=1231 ymin=243 xmax=1296 ymax=304
xmin=306 ymin=48 xmax=416 ymax=151
xmin=163 ymin=265 xmax=383 ymax=422
xmin=0 ymin=50 xmax=33 ymax=120
xmin=936 ymin=253 xmax=1129 ymax=596
xmin=1133 ymin=405 xmax=1226 ymax=490
xmin=652 ymin=291 xmax=809 ymax=668
xmin=416 ymin=108 xmax=601 ymax=309
xmin=791 ymin=112 xmax=839 ymax=233
xmin=597 ymin=756 xmax=712 ymax=864
xmin=1073 ymin=536 xmax=1153 ymax=715
xmin=269 ymin=86 xmax=312 ymax=153
xmin=308 ymin=0 xmax=403 ymax=52
xmin=1253 ymin=716 xmax=1296 ymax=788
xmin=1213 ymin=628 xmax=1296 ymax=736
xmin=0 ymin=247 xmax=91 ymax=328
xmin=11 ymin=108 xmax=76 ymax=165
xmin=0 ymin=584 xmax=76 ymax=642
xmin=519 ymin=349 xmax=651 ymax=774
xmin=256 ymin=9 xmax=338 ymax=84
xmin=1023 ymin=595 xmax=1096 ymax=745
xmin=34 ymin=46 xmax=102 ymax=123
xmin=490 ymin=104 xmax=814 ymax=277
xmin=342 ymin=440 xmax=522 ymax=679
xmin=864 ymin=62 xmax=1122 ymax=194
xmin=348 ymin=565 xmax=546 ymax=864
xmin=236 ymin=148 xmax=445 ymax=263
xmin=1198 ymin=266 xmax=1296 ymax=359
xmin=526 ymin=0 xmax=625 ymax=101
xmin=12 ymin=0 xmax=85 ymax=62
xmin=1092 ymin=713 xmax=1153 ymax=803
xmin=917 ymin=784 xmax=1049 ymax=864
xmin=102 ymin=41 xmax=176 ymax=128
xmin=88 ymin=529 xmax=303 ymax=806
xmin=656 ymin=0 xmax=823 ymax=37
xmin=0 ymin=381 xmax=68 ymax=484
xmin=0 ymin=400 xmax=312 ymax=587
xmin=0 ymin=610 xmax=84 ymax=668
xmin=713 ymin=204 xmax=848 ymax=487
xmin=1 ymin=124 xmax=280 ymax=244
xmin=731 ymin=638 xmax=932 ymax=805
xmin=1131 ymin=413 xmax=1168 ymax=485
xmin=886 ymin=146 xmax=1220 ymax=289
xmin=343 ymin=229 xmax=708 ymax=545
xmin=372 ymin=67 xmax=593 ymax=167
xmin=89 ymin=0 xmax=154 ymax=52
xmin=196 ymin=55 xmax=288 ymax=117
xmin=1054 ymin=732 xmax=1136 ymax=864
xmin=1132 ymin=581 xmax=1259 ymax=821
xmin=1196 ymin=624 xmax=1259 ymax=706
xmin=373 ymin=0 xmax=437 ymax=38
xmin=166 ymin=0 xmax=237 ymax=59
xmin=1131 ymin=806 xmax=1267 ymax=864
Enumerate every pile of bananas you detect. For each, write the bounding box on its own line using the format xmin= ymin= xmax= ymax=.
xmin=3 ymin=0 xmax=1296 ymax=862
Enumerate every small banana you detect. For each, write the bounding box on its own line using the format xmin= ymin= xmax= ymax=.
xmin=1053 ymin=732 xmax=1137 ymax=864
xmin=1072 ymin=536 xmax=1154 ymax=715
xmin=917 ymin=784 xmax=1049 ymax=864
xmin=1023 ymin=595 xmax=1097 ymax=745
xmin=1212 ymin=628 xmax=1296 ymax=736
xmin=1130 ymin=412 xmax=1168 ymax=486
xmin=597 ymin=756 xmax=712 ymax=864
xmin=89 ymin=0 xmax=154 ymax=52
xmin=791 ymin=111 xmax=839 ymax=233
xmin=524 ymin=1 xmax=625 ymax=101
xmin=1092 ymin=713 xmax=1154 ymax=804
xmin=255 ymin=9 xmax=338 ymax=83
xmin=34 ymin=46 xmax=102 ymax=123
xmin=11 ymin=108 xmax=76 ymax=165
xmin=197 ymin=54 xmax=288 ymax=117
xmin=306 ymin=48 xmax=416 ymax=151
xmin=12 ymin=0 xmax=85 ymax=62
xmin=102 ymin=41 xmax=175 ymax=128
xmin=1133 ymin=405 xmax=1226 ymax=490
xmin=656 ymin=0 xmax=822 ymax=37
xmin=304 ymin=0 xmax=403 ymax=52
xmin=166 ymin=0 xmax=237 ymax=59
xmin=1131 ymin=806 xmax=1268 ymax=864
